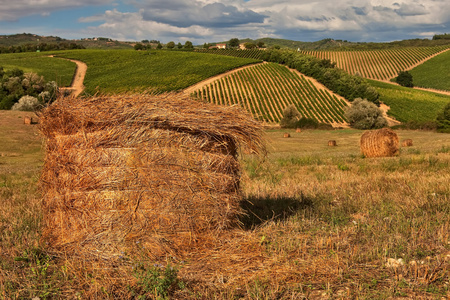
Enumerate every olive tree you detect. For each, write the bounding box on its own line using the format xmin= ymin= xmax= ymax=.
xmin=345 ymin=98 xmax=388 ymax=129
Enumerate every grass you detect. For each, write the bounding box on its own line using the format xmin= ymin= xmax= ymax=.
xmin=0 ymin=52 xmax=76 ymax=87
xmin=50 ymin=49 xmax=260 ymax=95
xmin=368 ymin=79 xmax=450 ymax=123
xmin=409 ymin=49 xmax=450 ymax=91
xmin=1 ymin=111 xmax=449 ymax=298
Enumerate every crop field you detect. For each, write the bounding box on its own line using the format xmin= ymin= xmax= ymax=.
xmin=51 ymin=49 xmax=260 ymax=94
xmin=1 ymin=110 xmax=449 ymax=298
xmin=191 ymin=62 xmax=349 ymax=126
xmin=0 ymin=52 xmax=76 ymax=87
xmin=195 ymin=49 xmax=265 ymax=60
xmin=300 ymin=46 xmax=450 ymax=81
xmin=368 ymin=79 xmax=450 ymax=123
xmin=409 ymin=49 xmax=450 ymax=91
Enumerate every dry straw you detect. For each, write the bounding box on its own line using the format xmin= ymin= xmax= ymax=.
xmin=283 ymin=133 xmax=291 ymax=138
xmin=328 ymin=140 xmax=337 ymax=147
xmin=360 ymin=128 xmax=399 ymax=158
xmin=38 ymin=93 xmax=265 ymax=261
xmin=402 ymin=139 xmax=413 ymax=147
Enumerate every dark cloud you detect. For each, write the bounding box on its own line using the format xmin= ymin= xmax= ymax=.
xmin=394 ymin=3 xmax=428 ymax=16
xmin=352 ymin=6 xmax=368 ymax=16
xmin=140 ymin=1 xmax=266 ymax=28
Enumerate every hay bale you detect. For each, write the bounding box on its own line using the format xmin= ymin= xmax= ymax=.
xmin=295 ymin=128 xmax=301 ymax=133
xmin=401 ymin=139 xmax=413 ymax=147
xmin=38 ymin=93 xmax=265 ymax=260
xmin=328 ymin=140 xmax=337 ymax=146
xmin=360 ymin=128 xmax=399 ymax=158
xmin=24 ymin=116 xmax=32 ymax=125
xmin=283 ymin=133 xmax=291 ymax=138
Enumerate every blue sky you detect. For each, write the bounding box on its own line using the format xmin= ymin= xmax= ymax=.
xmin=0 ymin=0 xmax=449 ymax=44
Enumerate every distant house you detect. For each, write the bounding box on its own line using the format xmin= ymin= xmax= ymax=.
xmin=239 ymin=43 xmax=246 ymax=50
xmin=216 ymin=43 xmax=227 ymax=49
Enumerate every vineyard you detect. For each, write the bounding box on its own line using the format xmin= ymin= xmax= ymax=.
xmin=191 ymin=62 xmax=349 ymax=126
xmin=300 ymin=46 xmax=450 ymax=81
xmin=195 ymin=49 xmax=265 ymax=60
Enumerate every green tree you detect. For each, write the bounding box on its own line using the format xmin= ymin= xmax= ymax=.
xmin=229 ymin=38 xmax=240 ymax=48
xmin=280 ymin=105 xmax=301 ymax=128
xmin=436 ymin=102 xmax=450 ymax=133
xmin=257 ymin=41 xmax=265 ymax=48
xmin=156 ymin=43 xmax=163 ymax=50
xmin=166 ymin=41 xmax=175 ymax=49
xmin=345 ymin=98 xmax=387 ymax=129
xmin=134 ymin=43 xmax=144 ymax=50
xmin=184 ymin=41 xmax=193 ymax=49
xmin=396 ymin=71 xmax=414 ymax=87
xmin=244 ymin=42 xmax=257 ymax=49
xmin=177 ymin=42 xmax=183 ymax=49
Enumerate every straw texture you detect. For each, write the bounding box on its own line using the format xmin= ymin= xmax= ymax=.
xmin=39 ymin=93 xmax=265 ymax=261
xmin=360 ymin=128 xmax=399 ymax=158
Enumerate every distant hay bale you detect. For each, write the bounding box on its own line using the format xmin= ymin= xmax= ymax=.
xmin=360 ymin=128 xmax=399 ymax=158
xmin=283 ymin=133 xmax=291 ymax=138
xmin=401 ymin=139 xmax=413 ymax=147
xmin=328 ymin=140 xmax=337 ymax=146
xmin=24 ymin=116 xmax=32 ymax=125
xmin=295 ymin=128 xmax=301 ymax=133
xmin=38 ymin=93 xmax=265 ymax=261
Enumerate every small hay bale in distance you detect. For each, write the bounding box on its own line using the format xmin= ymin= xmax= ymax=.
xmin=24 ymin=116 xmax=32 ymax=125
xmin=283 ymin=133 xmax=291 ymax=138
xmin=295 ymin=128 xmax=301 ymax=133
xmin=360 ymin=128 xmax=399 ymax=158
xmin=401 ymin=139 xmax=413 ymax=147
xmin=38 ymin=93 xmax=265 ymax=261
xmin=328 ymin=140 xmax=337 ymax=147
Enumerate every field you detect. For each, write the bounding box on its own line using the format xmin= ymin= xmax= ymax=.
xmin=1 ymin=109 xmax=449 ymax=298
xmin=369 ymin=79 xmax=450 ymax=123
xmin=191 ymin=62 xmax=349 ymax=126
xmin=409 ymin=49 xmax=450 ymax=91
xmin=51 ymin=49 xmax=260 ymax=94
xmin=300 ymin=46 xmax=450 ymax=81
xmin=0 ymin=52 xmax=76 ymax=87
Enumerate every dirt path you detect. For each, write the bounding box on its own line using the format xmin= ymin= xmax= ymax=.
xmin=49 ymin=56 xmax=87 ymax=97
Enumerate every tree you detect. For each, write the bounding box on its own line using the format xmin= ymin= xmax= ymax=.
xmin=134 ymin=43 xmax=144 ymax=50
xmin=280 ymin=105 xmax=301 ymax=128
xmin=156 ymin=43 xmax=163 ymax=49
xmin=166 ymin=41 xmax=175 ymax=49
xmin=345 ymin=98 xmax=388 ymax=129
xmin=436 ymin=102 xmax=450 ymax=133
xmin=257 ymin=41 xmax=265 ymax=48
xmin=177 ymin=42 xmax=183 ymax=49
xmin=244 ymin=42 xmax=256 ymax=49
xmin=396 ymin=71 xmax=414 ymax=87
xmin=229 ymin=38 xmax=240 ymax=48
xmin=184 ymin=41 xmax=193 ymax=49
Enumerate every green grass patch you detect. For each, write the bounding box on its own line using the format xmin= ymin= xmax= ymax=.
xmin=368 ymin=79 xmax=450 ymax=122
xmin=409 ymin=49 xmax=450 ymax=91
xmin=51 ymin=49 xmax=260 ymax=94
xmin=0 ymin=52 xmax=76 ymax=87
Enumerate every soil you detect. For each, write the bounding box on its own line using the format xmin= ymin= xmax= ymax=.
xmin=49 ymin=56 xmax=87 ymax=97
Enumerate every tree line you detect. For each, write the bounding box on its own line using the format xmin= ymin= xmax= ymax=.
xmin=0 ymin=42 xmax=85 ymax=54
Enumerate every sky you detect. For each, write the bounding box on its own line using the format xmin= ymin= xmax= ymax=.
xmin=0 ymin=0 xmax=449 ymax=44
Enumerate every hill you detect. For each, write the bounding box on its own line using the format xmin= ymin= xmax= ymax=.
xmin=409 ymin=49 xmax=450 ymax=91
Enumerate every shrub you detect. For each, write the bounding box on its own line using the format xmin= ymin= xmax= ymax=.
xmin=280 ymin=105 xmax=301 ymax=128
xmin=345 ymin=98 xmax=388 ymax=129
xmin=436 ymin=102 xmax=450 ymax=133
xmin=11 ymin=95 xmax=40 ymax=111
xmin=295 ymin=117 xmax=320 ymax=129
xmin=396 ymin=71 xmax=414 ymax=87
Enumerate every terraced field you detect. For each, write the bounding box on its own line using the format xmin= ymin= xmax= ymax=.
xmin=190 ymin=62 xmax=349 ymax=126
xmin=300 ymin=46 xmax=450 ymax=81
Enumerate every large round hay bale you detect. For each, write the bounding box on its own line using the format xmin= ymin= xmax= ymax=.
xmin=283 ymin=133 xmax=291 ymax=138
xmin=38 ymin=93 xmax=265 ymax=261
xmin=401 ymin=139 xmax=413 ymax=147
xmin=360 ymin=128 xmax=399 ymax=158
xmin=328 ymin=140 xmax=337 ymax=146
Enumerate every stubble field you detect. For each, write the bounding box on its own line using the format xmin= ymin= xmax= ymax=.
xmin=1 ymin=110 xmax=449 ymax=298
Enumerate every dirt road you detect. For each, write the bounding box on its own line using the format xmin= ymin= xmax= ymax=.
xmin=49 ymin=56 xmax=87 ymax=97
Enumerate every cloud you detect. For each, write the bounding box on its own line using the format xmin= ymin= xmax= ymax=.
xmin=0 ymin=0 xmax=114 ymax=22
xmin=138 ymin=0 xmax=266 ymax=28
